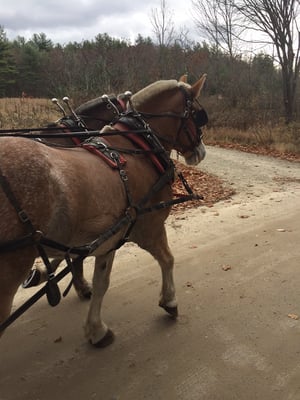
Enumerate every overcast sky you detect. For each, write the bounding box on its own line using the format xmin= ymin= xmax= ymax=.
xmin=1 ymin=0 xmax=199 ymax=45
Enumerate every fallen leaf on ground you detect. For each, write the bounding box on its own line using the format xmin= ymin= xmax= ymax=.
xmin=288 ymin=313 xmax=299 ymax=320
xmin=222 ymin=265 xmax=232 ymax=271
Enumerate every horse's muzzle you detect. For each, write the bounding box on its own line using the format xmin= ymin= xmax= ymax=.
xmin=184 ymin=143 xmax=206 ymax=165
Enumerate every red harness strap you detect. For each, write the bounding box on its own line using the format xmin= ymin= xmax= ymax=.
xmin=70 ymin=135 xmax=81 ymax=146
xmin=113 ymin=122 xmax=166 ymax=173
xmin=81 ymin=138 xmax=126 ymax=168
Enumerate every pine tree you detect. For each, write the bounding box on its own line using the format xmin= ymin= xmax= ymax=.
xmin=0 ymin=27 xmax=17 ymax=96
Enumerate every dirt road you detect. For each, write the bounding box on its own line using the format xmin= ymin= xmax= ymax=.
xmin=1 ymin=146 xmax=300 ymax=400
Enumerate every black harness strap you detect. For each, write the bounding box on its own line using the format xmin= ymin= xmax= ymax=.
xmin=0 ymin=233 xmax=36 ymax=252
xmin=138 ymin=194 xmax=201 ymax=214
xmin=39 ymin=236 xmax=91 ymax=256
xmin=0 ymin=252 xmax=85 ymax=332
xmin=0 ymin=255 xmax=85 ymax=333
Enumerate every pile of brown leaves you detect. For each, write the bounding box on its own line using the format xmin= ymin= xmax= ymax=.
xmin=171 ymin=160 xmax=235 ymax=214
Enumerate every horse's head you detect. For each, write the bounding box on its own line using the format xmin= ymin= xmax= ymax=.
xmin=39 ymin=94 xmax=128 ymax=147
xmin=75 ymin=95 xmax=126 ymax=130
xmin=131 ymin=74 xmax=208 ymax=166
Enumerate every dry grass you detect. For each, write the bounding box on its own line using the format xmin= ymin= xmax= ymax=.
xmin=0 ymin=98 xmax=60 ymax=129
xmin=205 ymin=123 xmax=300 ymax=157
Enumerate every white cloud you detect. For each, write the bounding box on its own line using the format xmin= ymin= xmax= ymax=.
xmin=0 ymin=0 xmax=198 ymax=44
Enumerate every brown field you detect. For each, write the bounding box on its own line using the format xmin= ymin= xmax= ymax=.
xmin=0 ymin=97 xmax=60 ymax=129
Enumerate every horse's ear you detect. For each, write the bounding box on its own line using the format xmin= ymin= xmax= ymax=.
xmin=191 ymin=74 xmax=207 ymax=98
xmin=179 ymin=74 xmax=188 ymax=83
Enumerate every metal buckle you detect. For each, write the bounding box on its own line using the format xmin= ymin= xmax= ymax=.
xmin=18 ymin=210 xmax=30 ymax=223
xmin=110 ymin=151 xmax=119 ymax=160
xmin=97 ymin=141 xmax=108 ymax=150
xmin=120 ymin=170 xmax=128 ymax=181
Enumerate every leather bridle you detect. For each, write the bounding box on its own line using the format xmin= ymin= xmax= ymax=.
xmin=135 ymin=85 xmax=208 ymax=155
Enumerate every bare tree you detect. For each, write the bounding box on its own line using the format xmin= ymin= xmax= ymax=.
xmin=192 ymin=0 xmax=243 ymax=58
xmin=150 ymin=0 xmax=175 ymax=47
xmin=234 ymin=0 xmax=300 ymax=123
xmin=149 ymin=0 xmax=177 ymax=78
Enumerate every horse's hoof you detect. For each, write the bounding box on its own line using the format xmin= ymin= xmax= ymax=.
xmin=160 ymin=304 xmax=178 ymax=319
xmin=81 ymin=291 xmax=92 ymax=300
xmin=77 ymin=289 xmax=92 ymax=301
xmin=91 ymin=329 xmax=115 ymax=348
xmin=22 ymin=269 xmax=41 ymax=288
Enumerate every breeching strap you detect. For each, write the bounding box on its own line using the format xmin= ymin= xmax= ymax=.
xmin=0 ymin=165 xmax=62 ymax=308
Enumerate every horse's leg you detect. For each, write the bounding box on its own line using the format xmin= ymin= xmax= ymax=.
xmin=137 ymin=225 xmax=177 ymax=318
xmin=72 ymin=259 xmax=92 ymax=300
xmin=0 ymin=252 xmax=35 ymax=336
xmin=84 ymin=251 xmax=115 ymax=347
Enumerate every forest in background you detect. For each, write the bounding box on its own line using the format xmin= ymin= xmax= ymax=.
xmin=0 ymin=30 xmax=296 ymax=125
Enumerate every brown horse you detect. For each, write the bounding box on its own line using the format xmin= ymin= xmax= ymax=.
xmin=0 ymin=74 xmax=207 ymax=347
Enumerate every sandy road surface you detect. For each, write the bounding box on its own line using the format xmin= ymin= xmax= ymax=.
xmin=0 ymin=146 xmax=300 ymax=400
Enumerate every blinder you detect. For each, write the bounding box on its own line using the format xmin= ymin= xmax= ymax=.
xmin=192 ymin=106 xmax=208 ymax=128
xmin=178 ymin=92 xmax=208 ymax=153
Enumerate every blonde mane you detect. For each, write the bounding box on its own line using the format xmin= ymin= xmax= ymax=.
xmin=132 ymin=79 xmax=189 ymax=107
